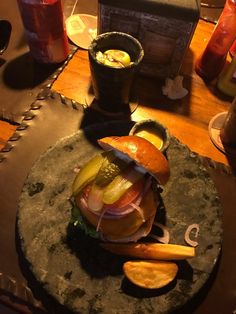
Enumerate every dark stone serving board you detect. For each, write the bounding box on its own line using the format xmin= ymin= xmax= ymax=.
xmin=17 ymin=121 xmax=223 ymax=314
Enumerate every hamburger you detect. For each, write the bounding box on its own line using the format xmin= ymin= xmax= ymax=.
xmin=71 ymin=135 xmax=170 ymax=242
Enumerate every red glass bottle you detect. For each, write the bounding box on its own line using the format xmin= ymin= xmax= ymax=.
xmin=17 ymin=0 xmax=69 ymax=64
xmin=195 ymin=0 xmax=236 ymax=81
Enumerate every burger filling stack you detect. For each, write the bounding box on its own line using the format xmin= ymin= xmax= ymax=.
xmin=71 ymin=135 xmax=170 ymax=242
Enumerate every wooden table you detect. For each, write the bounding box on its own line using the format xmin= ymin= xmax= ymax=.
xmin=52 ymin=19 xmax=234 ymax=169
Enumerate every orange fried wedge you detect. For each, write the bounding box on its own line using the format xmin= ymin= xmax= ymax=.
xmin=123 ymin=260 xmax=178 ymax=289
xmin=101 ymin=242 xmax=195 ymax=260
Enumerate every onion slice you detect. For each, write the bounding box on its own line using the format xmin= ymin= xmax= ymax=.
xmin=184 ymin=223 xmax=199 ymax=247
xmin=130 ymin=202 xmax=145 ymax=222
xmin=96 ymin=208 xmax=108 ymax=232
xmin=150 ymin=222 xmax=170 ymax=244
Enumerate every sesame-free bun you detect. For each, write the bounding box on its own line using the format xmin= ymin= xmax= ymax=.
xmin=98 ymin=136 xmax=170 ymax=185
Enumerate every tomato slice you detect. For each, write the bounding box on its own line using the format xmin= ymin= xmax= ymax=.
xmin=105 ymin=178 xmax=144 ymax=211
xmin=80 ymin=177 xmax=145 ymax=215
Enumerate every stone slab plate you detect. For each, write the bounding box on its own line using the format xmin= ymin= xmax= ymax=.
xmin=17 ymin=121 xmax=223 ymax=314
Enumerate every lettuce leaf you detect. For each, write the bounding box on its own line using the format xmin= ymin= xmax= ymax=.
xmin=70 ymin=201 xmax=99 ymax=239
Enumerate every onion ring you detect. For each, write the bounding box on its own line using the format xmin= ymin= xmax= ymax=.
xmin=130 ymin=203 xmax=145 ymax=222
xmin=150 ymin=222 xmax=170 ymax=244
xmin=184 ymin=223 xmax=200 ymax=247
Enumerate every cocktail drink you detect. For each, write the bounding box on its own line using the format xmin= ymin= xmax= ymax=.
xmin=88 ymin=32 xmax=144 ymax=114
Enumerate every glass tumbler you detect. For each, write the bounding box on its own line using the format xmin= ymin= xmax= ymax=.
xmin=88 ymin=32 xmax=144 ymax=114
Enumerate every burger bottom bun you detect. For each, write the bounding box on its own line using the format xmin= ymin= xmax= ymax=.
xmin=76 ymin=188 xmax=160 ymax=242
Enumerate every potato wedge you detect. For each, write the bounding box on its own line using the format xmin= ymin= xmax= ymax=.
xmin=123 ymin=260 xmax=178 ymax=289
xmin=101 ymin=242 xmax=195 ymax=260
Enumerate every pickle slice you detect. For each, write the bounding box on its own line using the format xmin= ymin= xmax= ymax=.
xmin=72 ymin=152 xmax=106 ymax=196
xmin=95 ymin=156 xmax=128 ymax=187
xmin=102 ymin=167 xmax=144 ymax=204
xmin=87 ymin=153 xmax=129 ymax=211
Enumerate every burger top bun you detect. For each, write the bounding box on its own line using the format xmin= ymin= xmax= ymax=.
xmin=98 ymin=135 xmax=170 ymax=185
